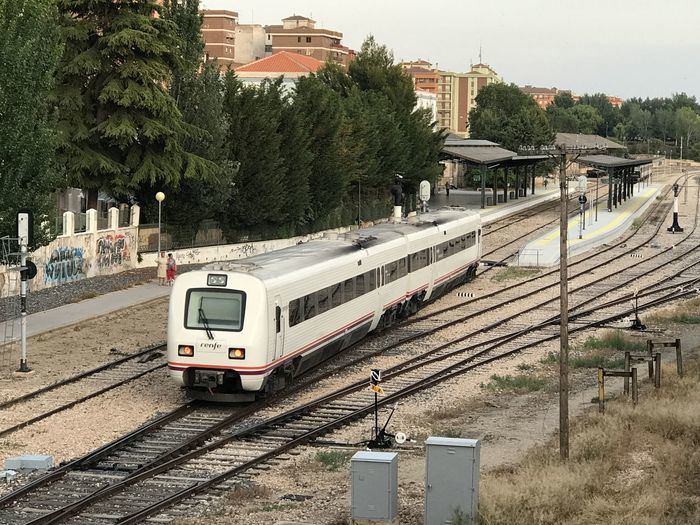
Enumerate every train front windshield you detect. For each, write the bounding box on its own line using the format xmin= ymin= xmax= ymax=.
xmin=185 ymin=289 xmax=246 ymax=332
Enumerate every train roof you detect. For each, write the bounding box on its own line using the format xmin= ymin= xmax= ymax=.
xmin=203 ymin=208 xmax=478 ymax=281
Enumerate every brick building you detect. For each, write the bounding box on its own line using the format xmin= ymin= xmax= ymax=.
xmin=400 ymin=60 xmax=439 ymax=94
xmin=436 ymin=63 xmax=501 ymax=136
xmin=264 ymin=15 xmax=353 ymax=67
xmin=201 ymin=9 xmax=239 ymax=69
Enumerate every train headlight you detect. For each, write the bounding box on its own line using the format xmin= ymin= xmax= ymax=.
xmin=229 ymin=348 xmax=245 ymax=360
xmin=178 ymin=345 xmax=194 ymax=357
xmin=207 ymin=274 xmax=227 ymax=287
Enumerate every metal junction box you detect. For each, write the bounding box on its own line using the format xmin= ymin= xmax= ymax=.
xmin=424 ymin=437 xmax=480 ymax=525
xmin=351 ymin=451 xmax=399 ymax=522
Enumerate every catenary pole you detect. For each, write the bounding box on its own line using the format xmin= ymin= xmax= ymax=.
xmin=559 ymin=149 xmax=569 ymax=460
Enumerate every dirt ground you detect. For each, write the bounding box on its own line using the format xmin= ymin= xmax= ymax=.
xmin=173 ymin=317 xmax=700 ymax=525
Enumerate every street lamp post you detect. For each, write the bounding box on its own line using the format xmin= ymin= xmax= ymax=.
xmin=156 ymin=192 xmax=165 ymax=254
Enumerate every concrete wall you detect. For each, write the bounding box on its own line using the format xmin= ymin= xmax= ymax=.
xmin=137 ymin=224 xmax=359 ymax=269
xmin=0 ymin=207 xmax=140 ymax=295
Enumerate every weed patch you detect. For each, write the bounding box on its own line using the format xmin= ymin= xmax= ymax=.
xmin=315 ymin=450 xmax=352 ymax=471
xmin=491 ymin=266 xmax=540 ymax=283
xmin=485 ymin=374 xmax=547 ymax=393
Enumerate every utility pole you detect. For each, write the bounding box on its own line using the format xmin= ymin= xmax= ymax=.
xmin=559 ymin=149 xmax=569 ymax=460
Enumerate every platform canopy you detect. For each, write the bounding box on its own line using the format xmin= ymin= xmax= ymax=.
xmin=555 ymin=133 xmax=625 ymax=151
xmin=576 ymin=155 xmax=653 ymax=169
xmin=441 ymin=145 xmax=517 ymax=167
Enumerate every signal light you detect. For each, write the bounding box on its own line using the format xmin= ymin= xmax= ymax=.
xmin=207 ymin=274 xmax=227 ymax=287
xmin=178 ymin=345 xmax=194 ymax=357
xmin=229 ymin=348 xmax=245 ymax=360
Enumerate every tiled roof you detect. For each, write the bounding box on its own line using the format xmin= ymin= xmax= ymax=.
xmin=235 ymin=51 xmax=323 ymax=74
xmin=265 ymin=24 xmax=343 ymax=37
xmin=283 ymin=15 xmax=315 ymax=21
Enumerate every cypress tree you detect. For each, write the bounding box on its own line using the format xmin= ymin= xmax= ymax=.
xmin=221 ymin=75 xmax=286 ymax=229
xmin=54 ymin=0 xmax=217 ymax=197
xmin=294 ymin=75 xmax=346 ymax=221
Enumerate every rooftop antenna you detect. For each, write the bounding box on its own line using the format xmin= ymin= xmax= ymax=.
xmin=479 ymin=42 xmax=483 ymax=64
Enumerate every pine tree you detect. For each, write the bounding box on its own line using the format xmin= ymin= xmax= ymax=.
xmin=54 ymin=0 xmax=217 ymax=197
xmin=0 ymin=0 xmax=62 ymax=244
xmin=278 ymin=98 xmax=313 ymax=227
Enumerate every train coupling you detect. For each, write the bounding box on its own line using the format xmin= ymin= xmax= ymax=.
xmin=193 ymin=370 xmax=225 ymax=389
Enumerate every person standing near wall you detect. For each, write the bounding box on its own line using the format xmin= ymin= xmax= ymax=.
xmin=166 ymin=253 xmax=177 ymax=286
xmin=157 ymin=250 xmax=167 ymax=286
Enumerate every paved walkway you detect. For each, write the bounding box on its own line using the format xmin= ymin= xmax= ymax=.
xmin=26 ymin=283 xmax=170 ymax=337
xmin=22 ymin=187 xmax=560 ymax=338
xmin=517 ymin=184 xmax=662 ymax=267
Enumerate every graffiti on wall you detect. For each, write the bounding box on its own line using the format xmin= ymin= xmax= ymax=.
xmin=44 ymin=247 xmax=85 ymax=285
xmin=96 ymin=233 xmax=131 ymax=269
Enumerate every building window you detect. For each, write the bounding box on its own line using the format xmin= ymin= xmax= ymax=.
xmin=306 ymin=36 xmax=312 ymax=43
xmin=297 ymin=36 xmax=301 ymax=43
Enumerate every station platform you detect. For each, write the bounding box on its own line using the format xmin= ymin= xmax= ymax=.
xmin=516 ymin=184 xmax=662 ymax=267
xmin=19 ymin=186 xmax=559 ymax=338
xmin=429 ymin=186 xmax=560 ymax=225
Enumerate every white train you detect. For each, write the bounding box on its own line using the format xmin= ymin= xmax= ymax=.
xmin=167 ymin=209 xmax=481 ymax=401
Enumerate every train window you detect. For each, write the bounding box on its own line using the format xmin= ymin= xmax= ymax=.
xmin=317 ymin=288 xmax=330 ymax=314
xmin=185 ymin=288 xmax=246 ymax=332
xmin=386 ymin=261 xmax=399 ymax=283
xmin=398 ymin=257 xmax=407 ymax=278
xmin=303 ymin=293 xmax=316 ymax=320
xmin=275 ymin=306 xmax=281 ymax=333
xmin=343 ymin=278 xmax=354 ymax=303
xmin=289 ymin=299 xmax=301 ymax=327
xmin=331 ymin=282 xmax=343 ymax=308
xmin=368 ymin=270 xmax=376 ymax=291
xmin=448 ymin=240 xmax=455 ymax=256
xmin=356 ymin=273 xmax=366 ymax=297
xmin=461 ymin=236 xmax=467 ymax=250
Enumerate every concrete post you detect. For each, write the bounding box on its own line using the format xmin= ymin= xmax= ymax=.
xmin=108 ymin=207 xmax=119 ymax=230
xmin=62 ymin=211 xmax=75 ymax=236
xmin=130 ymin=204 xmax=141 ymax=227
xmin=86 ymin=209 xmax=98 ymax=233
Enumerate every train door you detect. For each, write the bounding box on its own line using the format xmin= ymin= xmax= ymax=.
xmin=273 ymin=296 xmax=285 ymax=360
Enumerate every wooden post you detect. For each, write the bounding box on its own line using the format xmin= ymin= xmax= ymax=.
xmin=654 ymin=353 xmax=661 ymax=388
xmin=676 ymin=338 xmax=683 ymax=377
xmin=631 ymin=368 xmax=638 ymax=406
xmin=647 ymin=340 xmax=654 ymax=379
xmin=559 ymin=151 xmax=570 ymax=458
xmin=597 ymin=367 xmax=605 ymax=414
xmin=623 ymin=352 xmax=631 ymax=395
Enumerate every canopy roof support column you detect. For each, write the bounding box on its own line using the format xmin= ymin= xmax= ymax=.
xmin=608 ymin=168 xmax=614 ymax=211
xmin=503 ymin=168 xmax=509 ymax=203
xmin=515 ymin=167 xmax=520 ymax=199
xmin=480 ymin=165 xmax=487 ymax=209
xmin=531 ymin=165 xmax=536 ymax=195
xmin=493 ymin=168 xmax=498 ymax=205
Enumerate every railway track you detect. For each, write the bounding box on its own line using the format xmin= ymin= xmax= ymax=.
xmin=0 ymin=174 xmax=669 ymax=441
xmin=482 ymin=179 xmax=610 ymax=237
xmin=0 ymin=344 xmax=167 ymax=439
xmin=1 ymin=174 xmax=697 ymax=524
xmin=4 ymin=276 xmax=693 ymax=525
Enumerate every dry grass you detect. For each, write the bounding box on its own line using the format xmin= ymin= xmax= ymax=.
xmin=490 ymin=266 xmax=540 ymax=283
xmin=647 ymin=296 xmax=700 ymax=326
xmin=478 ymin=359 xmax=700 ymax=525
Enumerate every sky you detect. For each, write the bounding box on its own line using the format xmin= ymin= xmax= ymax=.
xmin=201 ymin=0 xmax=700 ymax=101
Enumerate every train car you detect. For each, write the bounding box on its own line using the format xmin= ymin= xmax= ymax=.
xmin=167 ymin=208 xmax=481 ymax=401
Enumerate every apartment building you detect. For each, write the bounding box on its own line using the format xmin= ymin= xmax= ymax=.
xmin=264 ymin=15 xmax=353 ymax=67
xmin=520 ymin=85 xmax=624 ymax=109
xmin=400 ymin=60 xmax=439 ymax=94
xmin=201 ymin=10 xmax=238 ymax=69
xmin=436 ymin=63 xmax=501 ymax=136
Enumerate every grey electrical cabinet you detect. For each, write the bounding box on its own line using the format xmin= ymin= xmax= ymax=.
xmin=351 ymin=451 xmax=399 ymax=522
xmin=424 ymin=437 xmax=480 ymax=525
